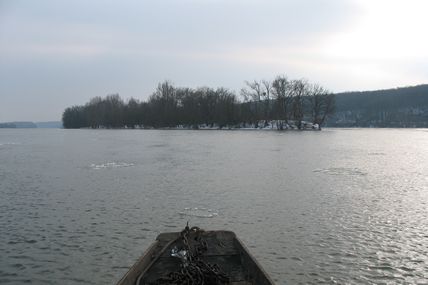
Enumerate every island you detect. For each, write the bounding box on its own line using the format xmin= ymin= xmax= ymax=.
xmin=62 ymin=75 xmax=334 ymax=130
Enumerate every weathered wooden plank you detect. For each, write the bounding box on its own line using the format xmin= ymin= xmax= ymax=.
xmin=156 ymin=232 xmax=180 ymax=243
xmin=117 ymin=230 xmax=275 ymax=285
xmin=115 ymin=241 xmax=159 ymax=285
xmin=234 ymin=236 xmax=275 ymax=285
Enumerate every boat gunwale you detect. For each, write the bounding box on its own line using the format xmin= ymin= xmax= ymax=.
xmin=115 ymin=239 xmax=160 ymax=285
xmin=234 ymin=235 xmax=276 ymax=285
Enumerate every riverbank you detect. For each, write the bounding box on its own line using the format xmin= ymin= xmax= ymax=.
xmin=89 ymin=120 xmax=321 ymax=131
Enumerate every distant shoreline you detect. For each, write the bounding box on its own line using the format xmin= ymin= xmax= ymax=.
xmin=0 ymin=121 xmax=62 ymax=129
xmin=2 ymin=126 xmax=427 ymax=130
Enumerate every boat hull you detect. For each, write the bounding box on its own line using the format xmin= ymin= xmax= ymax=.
xmin=117 ymin=230 xmax=275 ymax=285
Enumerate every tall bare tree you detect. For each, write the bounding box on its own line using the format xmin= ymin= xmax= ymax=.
xmin=308 ymin=83 xmax=335 ymax=129
xmin=240 ymin=80 xmax=264 ymax=126
xmin=241 ymin=80 xmax=263 ymax=101
xmin=272 ymin=75 xmax=293 ymax=129
xmin=290 ymin=79 xmax=308 ymax=129
xmin=150 ymin=81 xmax=177 ymax=127
xmin=262 ymin=80 xmax=272 ymax=124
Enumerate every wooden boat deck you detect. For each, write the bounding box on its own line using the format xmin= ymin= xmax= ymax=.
xmin=117 ymin=230 xmax=275 ymax=285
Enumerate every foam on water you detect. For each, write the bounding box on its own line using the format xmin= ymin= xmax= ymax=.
xmin=313 ymin=167 xmax=367 ymax=176
xmin=89 ymin=162 xmax=135 ymax=169
xmin=178 ymin=207 xmax=219 ymax=218
xmin=368 ymin=152 xmax=386 ymax=156
xmin=0 ymin=142 xmax=21 ymax=146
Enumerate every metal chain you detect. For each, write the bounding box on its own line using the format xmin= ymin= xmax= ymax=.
xmin=148 ymin=225 xmax=229 ymax=285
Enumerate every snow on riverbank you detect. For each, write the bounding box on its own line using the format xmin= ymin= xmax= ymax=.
xmin=127 ymin=120 xmax=320 ymax=130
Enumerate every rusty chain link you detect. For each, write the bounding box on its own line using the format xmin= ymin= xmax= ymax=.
xmin=147 ymin=224 xmax=229 ymax=285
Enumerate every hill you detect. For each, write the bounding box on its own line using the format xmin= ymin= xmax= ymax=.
xmin=328 ymin=84 xmax=428 ymax=127
xmin=0 ymin=121 xmax=37 ymax=128
xmin=35 ymin=121 xmax=63 ymax=128
xmin=0 ymin=121 xmax=62 ymax=128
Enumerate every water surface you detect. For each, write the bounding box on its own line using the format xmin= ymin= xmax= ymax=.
xmin=0 ymin=129 xmax=427 ymax=284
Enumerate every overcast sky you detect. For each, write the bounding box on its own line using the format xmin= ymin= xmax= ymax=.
xmin=1 ymin=0 xmax=427 ymax=121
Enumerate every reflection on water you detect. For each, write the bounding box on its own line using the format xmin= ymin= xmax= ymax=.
xmin=0 ymin=128 xmax=427 ymax=284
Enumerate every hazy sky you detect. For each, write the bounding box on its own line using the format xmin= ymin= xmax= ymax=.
xmin=1 ymin=0 xmax=427 ymax=121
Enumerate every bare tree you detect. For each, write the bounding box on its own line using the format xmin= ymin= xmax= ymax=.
xmin=272 ymin=75 xmax=292 ymax=129
xmin=290 ymin=79 xmax=308 ymax=129
xmin=242 ymin=80 xmax=263 ymax=101
xmin=240 ymin=80 xmax=264 ymax=127
xmin=262 ymin=80 xmax=272 ymax=124
xmin=262 ymin=80 xmax=272 ymax=100
xmin=124 ymin=97 xmax=140 ymax=128
xmin=86 ymin=96 xmax=104 ymax=128
xmin=148 ymin=81 xmax=177 ymax=127
xmin=308 ymin=83 xmax=335 ymax=129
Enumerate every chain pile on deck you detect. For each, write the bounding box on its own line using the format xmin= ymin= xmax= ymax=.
xmin=149 ymin=225 xmax=229 ymax=285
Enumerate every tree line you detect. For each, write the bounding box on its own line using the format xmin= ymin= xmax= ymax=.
xmin=62 ymin=75 xmax=335 ymax=129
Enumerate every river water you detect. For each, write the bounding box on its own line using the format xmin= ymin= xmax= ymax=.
xmin=0 ymin=129 xmax=427 ymax=284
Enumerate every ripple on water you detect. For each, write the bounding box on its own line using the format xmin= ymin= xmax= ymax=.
xmin=2 ymin=129 xmax=428 ymax=285
xmin=0 ymin=142 xmax=21 ymax=151
xmin=89 ymin=162 xmax=135 ymax=170
xmin=368 ymin=152 xmax=386 ymax=156
xmin=178 ymin=207 xmax=219 ymax=218
xmin=0 ymin=142 xmax=21 ymax=146
xmin=313 ymin=167 xmax=367 ymax=176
